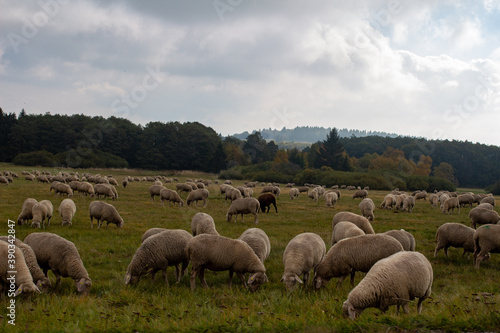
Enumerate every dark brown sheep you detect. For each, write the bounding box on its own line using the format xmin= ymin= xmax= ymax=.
xmin=258 ymin=193 xmax=277 ymax=213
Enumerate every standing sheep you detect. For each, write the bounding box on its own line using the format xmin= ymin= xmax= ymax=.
xmin=125 ymin=229 xmax=193 ymax=286
xmin=473 ymin=224 xmax=500 ymax=268
xmin=160 ymin=188 xmax=184 ymax=207
xmin=383 ymin=229 xmax=416 ymax=251
xmin=434 ymin=223 xmax=476 ymax=258
xmin=238 ymin=228 xmax=271 ymax=263
xmin=24 ymin=232 xmax=92 ymax=295
xmin=141 ymin=228 xmax=167 ymax=243
xmin=17 ymin=198 xmax=38 ymax=225
xmin=380 ymin=194 xmax=397 ymax=209
xmin=352 ymin=190 xmax=368 ymax=199
xmin=257 ymin=193 xmax=277 ymax=213
xmin=441 ymin=197 xmax=460 ymax=214
xmin=289 ymin=188 xmax=300 ymax=200
xmin=331 ymin=221 xmax=365 ymax=246
xmin=342 ymin=251 xmax=433 ymax=318
xmin=324 ymin=191 xmax=338 ymax=208
xmin=358 ymin=198 xmax=375 ymax=221
xmin=313 ymin=234 xmax=404 ymax=289
xmin=402 ymin=196 xmax=416 ymax=213
xmin=89 ymin=201 xmax=124 ymax=228
xmin=191 ymin=212 xmax=219 ymax=236
xmin=149 ymin=185 xmax=167 ymax=201
xmin=308 ymin=188 xmax=319 ymax=202
xmin=31 ymin=200 xmax=53 ymax=229
xmin=332 ymin=212 xmax=375 ymax=234
xmin=186 ymin=189 xmax=210 ymax=207
xmin=94 ymin=184 xmax=116 ymax=200
xmin=281 ymin=233 xmax=326 ymax=290
xmin=480 ymin=196 xmax=495 ymax=207
xmin=0 ymin=241 xmax=41 ymax=296
xmin=186 ymin=234 xmax=268 ymax=291
xmin=59 ymin=198 xmax=77 ymax=226
xmin=469 ymin=207 xmax=500 ymax=229
xmin=226 ymin=197 xmax=260 ymax=224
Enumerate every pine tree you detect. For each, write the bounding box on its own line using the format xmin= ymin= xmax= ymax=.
xmin=318 ymin=128 xmax=352 ymax=171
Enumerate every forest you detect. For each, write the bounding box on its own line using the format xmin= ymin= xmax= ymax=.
xmin=1 ymin=109 xmax=499 ymax=190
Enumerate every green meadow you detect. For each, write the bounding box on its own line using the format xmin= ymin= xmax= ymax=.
xmin=0 ymin=163 xmax=499 ymax=332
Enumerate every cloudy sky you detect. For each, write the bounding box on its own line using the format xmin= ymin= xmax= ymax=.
xmin=1 ymin=0 xmax=500 ymax=146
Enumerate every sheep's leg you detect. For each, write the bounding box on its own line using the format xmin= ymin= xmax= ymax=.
xmin=443 ymin=247 xmax=449 ymax=257
xmin=174 ymin=264 xmax=181 ymax=283
xmin=402 ymin=302 xmax=410 ymax=314
xmin=199 ymin=268 xmax=208 ymax=288
xmin=236 ymin=272 xmax=247 ymax=288
xmin=350 ymin=270 xmax=356 ymax=286
xmin=228 ymin=270 xmax=234 ymax=288
xmin=336 ymin=274 xmax=348 ymax=289
xmin=190 ymin=266 xmax=201 ymax=290
xmin=90 ymin=216 xmax=93 ymax=229
xmin=303 ymin=272 xmax=309 ymax=285
xmin=53 ymin=273 xmax=61 ymax=289
xmin=433 ymin=245 xmax=441 ymax=257
xmin=163 ymin=269 xmax=169 ymax=287
xmin=202 ymin=199 xmax=207 ymax=208
xmin=416 ymin=298 xmax=425 ymax=314
xmin=253 ymin=213 xmax=258 ymax=225
xmin=180 ymin=261 xmax=189 ymax=281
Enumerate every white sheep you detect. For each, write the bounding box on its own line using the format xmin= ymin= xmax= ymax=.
xmin=186 ymin=234 xmax=268 ymax=291
xmin=473 ymin=224 xmax=500 ymax=268
xmin=237 ymin=228 xmax=271 ymax=263
xmin=24 ymin=232 xmax=92 ymax=295
xmin=332 ymin=212 xmax=375 ymax=234
xmin=226 ymin=197 xmax=260 ymax=224
xmin=469 ymin=206 xmax=500 ymax=229
xmin=324 ymin=191 xmax=338 ymax=208
xmin=0 ymin=241 xmax=41 ymax=296
xmin=149 ymin=184 xmax=167 ymax=201
xmin=281 ymin=233 xmax=326 ymax=290
xmin=480 ymin=196 xmax=495 ymax=207
xmin=160 ymin=188 xmax=184 ymax=207
xmin=308 ymin=188 xmax=319 ymax=202
xmin=352 ymin=189 xmax=368 ymax=199
xmin=191 ymin=212 xmax=219 ymax=236
xmin=54 ymin=182 xmax=74 ymax=197
xmin=434 ymin=223 xmax=476 ymax=258
xmin=31 ymin=200 xmax=53 ymax=229
xmin=342 ymin=251 xmax=433 ymax=318
xmin=17 ymin=198 xmax=38 ymax=225
xmin=383 ymin=229 xmax=416 ymax=251
xmin=141 ymin=228 xmax=167 ymax=243
xmin=331 ymin=221 xmax=365 ymax=246
xmin=77 ymin=181 xmax=95 ymax=197
xmin=313 ymin=234 xmax=404 ymax=289
xmin=59 ymin=198 xmax=77 ymax=226
xmin=358 ymin=198 xmax=375 ymax=221
xmin=380 ymin=194 xmax=397 ymax=209
xmin=441 ymin=197 xmax=460 ymax=214
xmin=289 ymin=188 xmax=300 ymax=200
xmin=94 ymin=183 xmax=116 ymax=200
xmin=125 ymin=229 xmax=193 ymax=286
xmin=89 ymin=201 xmax=124 ymax=229
xmin=176 ymin=183 xmax=193 ymax=194
xmin=186 ymin=189 xmax=210 ymax=207
xmin=402 ymin=196 xmax=416 ymax=213
xmin=458 ymin=194 xmax=474 ymax=207
xmin=225 ymin=186 xmax=243 ymax=203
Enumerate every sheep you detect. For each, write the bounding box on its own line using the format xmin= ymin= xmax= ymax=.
xmin=469 ymin=208 xmax=500 ymax=229
xmin=191 ymin=212 xmax=219 ymax=236
xmin=225 ymin=186 xmax=243 ymax=203
xmin=149 ymin=184 xmax=167 ymax=201
xmin=260 ymin=185 xmax=275 ymax=195
xmin=0 ymin=237 xmax=50 ymax=292
xmin=141 ymin=228 xmax=167 ymax=243
xmin=308 ymin=188 xmax=319 ymax=202
xmin=458 ymin=194 xmax=474 ymax=207
xmin=332 ymin=212 xmax=375 ymax=234
xmin=414 ymin=190 xmax=428 ymax=201
xmin=78 ymin=181 xmax=95 ymax=197
xmin=380 ymin=194 xmax=397 ymax=209
xmin=31 ymin=200 xmax=53 ymax=229
xmin=289 ymin=188 xmax=300 ymax=200
xmin=176 ymin=183 xmax=194 ymax=194
xmin=186 ymin=188 xmax=210 ymax=207
xmin=186 ymin=234 xmax=268 ymax=291
xmin=281 ymin=233 xmax=326 ymax=290
xmin=313 ymin=234 xmax=404 ymax=289
xmin=0 ymin=176 xmax=9 ymax=185
xmin=352 ymin=189 xmax=368 ymax=199
xmin=53 ymin=182 xmax=73 ymax=197
xmin=94 ymin=184 xmax=116 ymax=200
xmin=441 ymin=197 xmax=460 ymax=214
xmin=434 ymin=223 xmax=476 ymax=258
xmin=24 ymin=232 xmax=92 ymax=295
xmin=358 ymin=198 xmax=375 ymax=221
xmin=297 ymin=186 xmax=309 ymax=194
xmin=331 ymin=221 xmax=365 ymax=246
xmin=237 ymin=228 xmax=271 ymax=263
xmin=88 ymin=201 xmax=124 ymax=229
xmin=383 ymin=229 xmax=416 ymax=251
xmin=402 ymin=196 xmax=416 ymax=213
xmin=160 ymin=188 xmax=184 ymax=207
xmin=226 ymin=197 xmax=260 ymax=224
xmin=342 ymin=251 xmax=433 ymax=319
xmin=58 ymin=198 xmax=77 ymax=226
xmin=122 ymin=178 xmax=128 ymax=188
xmin=473 ymin=224 xmax=500 ymax=268
xmin=324 ymin=191 xmax=338 ymax=208
xmin=0 ymin=241 xmax=41 ymax=296
xmin=36 ymin=175 xmax=49 ymax=183
xmin=257 ymin=193 xmax=277 ymax=213
xmin=428 ymin=193 xmax=439 ymax=207
xmin=480 ymin=196 xmax=495 ymax=207
xmin=125 ymin=229 xmax=193 ymax=287
xmin=17 ymin=198 xmax=38 ymax=225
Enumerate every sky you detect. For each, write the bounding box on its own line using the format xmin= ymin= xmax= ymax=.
xmin=1 ymin=0 xmax=500 ymax=146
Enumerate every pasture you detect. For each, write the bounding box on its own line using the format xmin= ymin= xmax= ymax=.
xmin=0 ymin=163 xmax=499 ymax=332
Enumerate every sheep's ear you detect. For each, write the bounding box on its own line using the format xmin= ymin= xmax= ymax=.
xmin=280 ymin=275 xmax=285 ymax=282
xmin=125 ymin=274 xmax=131 ymax=285
xmin=76 ymin=278 xmax=87 ymax=292
xmin=36 ymin=280 xmax=43 ymax=289
xmin=14 ymin=287 xmax=23 ymax=297
xmin=294 ymin=274 xmax=303 ymax=284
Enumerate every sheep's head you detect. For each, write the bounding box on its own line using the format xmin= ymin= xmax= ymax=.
xmin=76 ymin=277 xmax=92 ymax=295
xmin=226 ymin=213 xmax=233 ymax=222
xmin=247 ymin=271 xmax=268 ymax=292
xmin=280 ymin=273 xmax=303 ymax=290
xmin=124 ymin=273 xmax=140 ymax=286
xmin=342 ymin=300 xmax=362 ymax=319
xmin=312 ymin=273 xmax=328 ymax=289
xmin=14 ymin=282 xmax=41 ymax=297
xmin=31 ymin=221 xmax=41 ymax=229
xmin=36 ymin=277 xmax=52 ymax=293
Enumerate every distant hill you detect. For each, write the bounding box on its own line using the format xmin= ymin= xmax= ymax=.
xmin=232 ymin=126 xmax=400 ymax=143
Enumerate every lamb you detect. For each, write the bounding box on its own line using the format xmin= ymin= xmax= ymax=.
xmin=191 ymin=212 xmax=219 ymax=236
xmin=473 ymin=224 xmax=500 ymax=268
xmin=342 ymin=251 xmax=433 ymax=319
xmin=469 ymin=208 xmax=500 ymax=229
xmin=0 ymin=241 xmax=41 ymax=296
xmin=352 ymin=189 xmax=368 ymax=199
xmin=186 ymin=188 xmax=210 ymax=207
xmin=160 ymin=188 xmax=184 ymax=206
xmin=434 ymin=223 xmax=475 ymax=258
xmin=441 ymin=197 xmax=460 ymax=214
xmin=186 ymin=234 xmax=268 ymax=291
xmin=289 ymin=188 xmax=300 ymax=200
xmin=237 ymin=228 xmax=271 ymax=263
xmin=226 ymin=197 xmax=260 ymax=224
xmin=332 ymin=212 xmax=375 ymax=234
xmin=331 ymin=222 xmax=365 ymax=246
xmin=149 ymin=184 xmax=167 ymax=201
xmin=324 ymin=191 xmax=338 ymax=208
xmin=31 ymin=200 xmax=53 ymax=229
xmin=58 ymin=198 xmax=77 ymax=226
xmin=24 ymin=232 xmax=92 ymax=295
xmin=383 ymin=229 xmax=416 ymax=251
xmin=17 ymin=198 xmax=38 ymax=225
xmin=0 ymin=237 xmax=50 ymax=292
xmin=94 ymin=183 xmax=116 ymax=200
xmin=281 ymin=233 xmax=326 ymax=290
xmin=358 ymin=198 xmax=375 ymax=221
xmin=380 ymin=194 xmax=396 ymax=209
xmin=257 ymin=193 xmax=277 ymax=213
xmin=141 ymin=228 xmax=167 ymax=243
xmin=313 ymin=234 xmax=404 ymax=289
xmin=88 ymin=201 xmax=124 ymax=228
xmin=125 ymin=229 xmax=193 ymax=287
xmin=402 ymin=196 xmax=416 ymax=213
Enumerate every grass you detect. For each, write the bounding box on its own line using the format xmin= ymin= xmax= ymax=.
xmin=0 ymin=162 xmax=499 ymax=332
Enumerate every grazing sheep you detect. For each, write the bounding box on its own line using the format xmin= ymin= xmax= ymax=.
xmin=24 ymin=232 xmax=92 ymax=295
xmin=359 ymin=198 xmax=375 ymax=221
xmin=191 ymin=212 xmax=219 ymax=236
xmin=324 ymin=191 xmax=338 ymax=208
xmin=308 ymin=188 xmax=319 ymax=202
xmin=383 ymin=229 xmax=416 ymax=251
xmin=78 ymin=182 xmax=95 ymax=197
xmin=458 ymin=194 xmax=474 ymax=207
xmin=36 ymin=175 xmax=49 ymax=183
xmin=380 ymin=194 xmax=397 ymax=209
xmin=53 ymin=182 xmax=73 ymax=197
xmin=94 ymin=184 xmax=116 ymax=200
xmin=428 ymin=193 xmax=439 ymax=207
xmin=176 ymin=183 xmax=193 ymax=194
xmin=414 ymin=190 xmax=428 ymax=201
xmin=149 ymin=185 xmax=166 ymax=201
xmin=0 ymin=241 xmax=41 ymax=296
xmin=0 ymin=237 xmax=50 ymax=292
xmin=297 ymin=186 xmax=309 ymax=194
xmin=258 ymin=193 xmax=277 ymax=213
xmin=441 ymin=197 xmax=460 ymax=214
xmin=237 ymin=228 xmax=271 ymax=263
xmin=332 ymin=212 xmax=375 ymax=234
xmin=434 ymin=223 xmax=475 ymax=258
xmin=160 ymin=188 xmax=184 ymax=207
xmin=59 ymin=198 xmax=77 ymax=226
xmin=289 ymin=188 xmax=300 ymax=200
xmin=342 ymin=251 xmax=433 ymax=319
xmin=480 ymin=196 xmax=495 ymax=207
xmin=402 ymin=196 xmax=416 ymax=213
xmin=226 ymin=197 xmax=260 ymax=224
xmin=125 ymin=229 xmax=193 ymax=287
xmin=331 ymin=222 xmax=365 ymax=246
xmin=313 ymin=234 xmax=404 ymax=289
xmin=281 ymin=233 xmax=326 ymax=290
xmin=186 ymin=234 xmax=268 ymax=291
xmin=0 ymin=176 xmax=9 ymax=185
xmin=473 ymin=224 xmax=500 ymax=268
xmin=31 ymin=200 xmax=53 ymax=229
xmin=225 ymin=186 xmax=243 ymax=203
xmin=17 ymin=198 xmax=38 ymax=225
xmin=186 ymin=189 xmax=210 ymax=207
xmin=88 ymin=201 xmax=124 ymax=228
xmin=469 ymin=208 xmax=500 ymax=229
xmin=352 ymin=190 xmax=368 ymax=199
xmin=141 ymin=228 xmax=167 ymax=243
xmin=122 ymin=178 xmax=128 ymax=188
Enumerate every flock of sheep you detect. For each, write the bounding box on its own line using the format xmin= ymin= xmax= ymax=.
xmin=1 ymin=169 xmax=499 ymax=320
